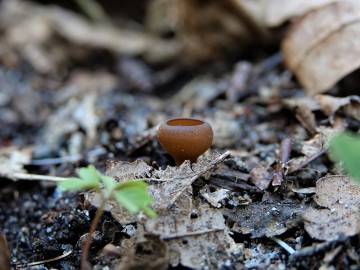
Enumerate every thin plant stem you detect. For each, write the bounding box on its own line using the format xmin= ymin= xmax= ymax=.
xmin=81 ymin=193 xmax=107 ymax=269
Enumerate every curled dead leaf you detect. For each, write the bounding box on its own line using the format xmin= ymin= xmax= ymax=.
xmin=282 ymin=0 xmax=360 ymax=95
xmin=315 ymin=94 xmax=360 ymax=124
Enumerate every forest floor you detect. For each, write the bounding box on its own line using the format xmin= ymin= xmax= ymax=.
xmin=0 ymin=1 xmax=360 ymax=270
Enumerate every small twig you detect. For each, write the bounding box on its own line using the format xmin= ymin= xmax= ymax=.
xmin=273 ymin=137 xmax=292 ymax=186
xmin=166 ymin=151 xmax=230 ymax=209
xmin=208 ymin=177 xmax=259 ymax=192
xmin=30 ymin=147 xmax=106 ymax=165
xmin=24 ymin=250 xmax=73 ymax=267
xmin=287 ymin=149 xmax=326 ymax=174
xmin=160 ymin=228 xmax=224 ymax=240
xmin=3 ymin=172 xmax=67 ymax=182
xmin=290 ymin=235 xmax=347 ymax=261
xmin=270 ymin=236 xmax=295 ymax=255
xmin=135 ymin=178 xmax=172 ymax=183
xmin=280 ymin=138 xmax=292 ymax=165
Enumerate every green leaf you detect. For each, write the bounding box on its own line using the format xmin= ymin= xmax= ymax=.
xmin=58 ymin=177 xmax=99 ymax=191
xmin=57 ymin=165 xmax=100 ymax=191
xmin=329 ymin=132 xmax=360 ymax=181
xmin=113 ymin=181 xmax=156 ymax=218
xmin=100 ymin=175 xmax=117 ymax=192
xmin=57 ymin=165 xmax=156 ymax=218
xmin=78 ymin=165 xmax=100 ymax=185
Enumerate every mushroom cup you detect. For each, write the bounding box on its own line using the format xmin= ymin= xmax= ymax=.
xmin=157 ymin=118 xmax=213 ymax=166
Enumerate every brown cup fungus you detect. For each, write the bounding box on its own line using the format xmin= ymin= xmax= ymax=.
xmin=157 ymin=118 xmax=213 ymax=166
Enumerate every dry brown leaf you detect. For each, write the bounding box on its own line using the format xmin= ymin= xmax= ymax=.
xmin=249 ymin=167 xmax=272 ymax=191
xmin=145 ymin=199 xmax=238 ymax=269
xmin=175 ymin=0 xmax=272 ymax=63
xmin=282 ymin=0 xmax=360 ymax=95
xmin=303 ymin=208 xmax=359 ymax=241
xmin=314 ymin=175 xmax=360 ymax=210
xmin=168 ymin=0 xmax=339 ymax=63
xmin=315 ymin=95 xmax=360 ymax=124
xmin=303 ymin=175 xmax=360 ymax=241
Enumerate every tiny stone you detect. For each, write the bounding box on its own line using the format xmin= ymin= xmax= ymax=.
xmin=102 ymin=244 xmax=121 ymax=258
xmin=295 ymin=236 xmax=302 ymax=243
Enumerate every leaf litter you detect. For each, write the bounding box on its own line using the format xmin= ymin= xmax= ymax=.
xmin=84 ymin=152 xmax=242 ymax=269
xmin=1 ymin=0 xmax=360 ymax=269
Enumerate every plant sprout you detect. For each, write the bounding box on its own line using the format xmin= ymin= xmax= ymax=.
xmin=58 ymin=165 xmax=156 ymax=269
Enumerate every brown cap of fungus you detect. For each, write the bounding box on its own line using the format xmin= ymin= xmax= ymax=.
xmin=157 ymin=118 xmax=213 ymax=166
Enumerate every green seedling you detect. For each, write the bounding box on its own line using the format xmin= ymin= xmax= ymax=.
xmin=58 ymin=165 xmax=156 ymax=269
xmin=329 ymin=132 xmax=360 ymax=181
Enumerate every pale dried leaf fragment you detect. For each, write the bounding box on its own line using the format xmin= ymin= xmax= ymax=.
xmin=200 ymin=188 xmax=230 ymax=208
xmin=301 ymin=134 xmax=324 ymax=157
xmin=282 ymin=0 xmax=360 ymax=95
xmin=106 ymin=159 xmax=153 ymax=181
xmin=0 ymin=146 xmax=32 ymax=178
xmin=303 ymin=175 xmax=360 ymax=241
xmin=264 ymin=0 xmax=339 ymax=27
